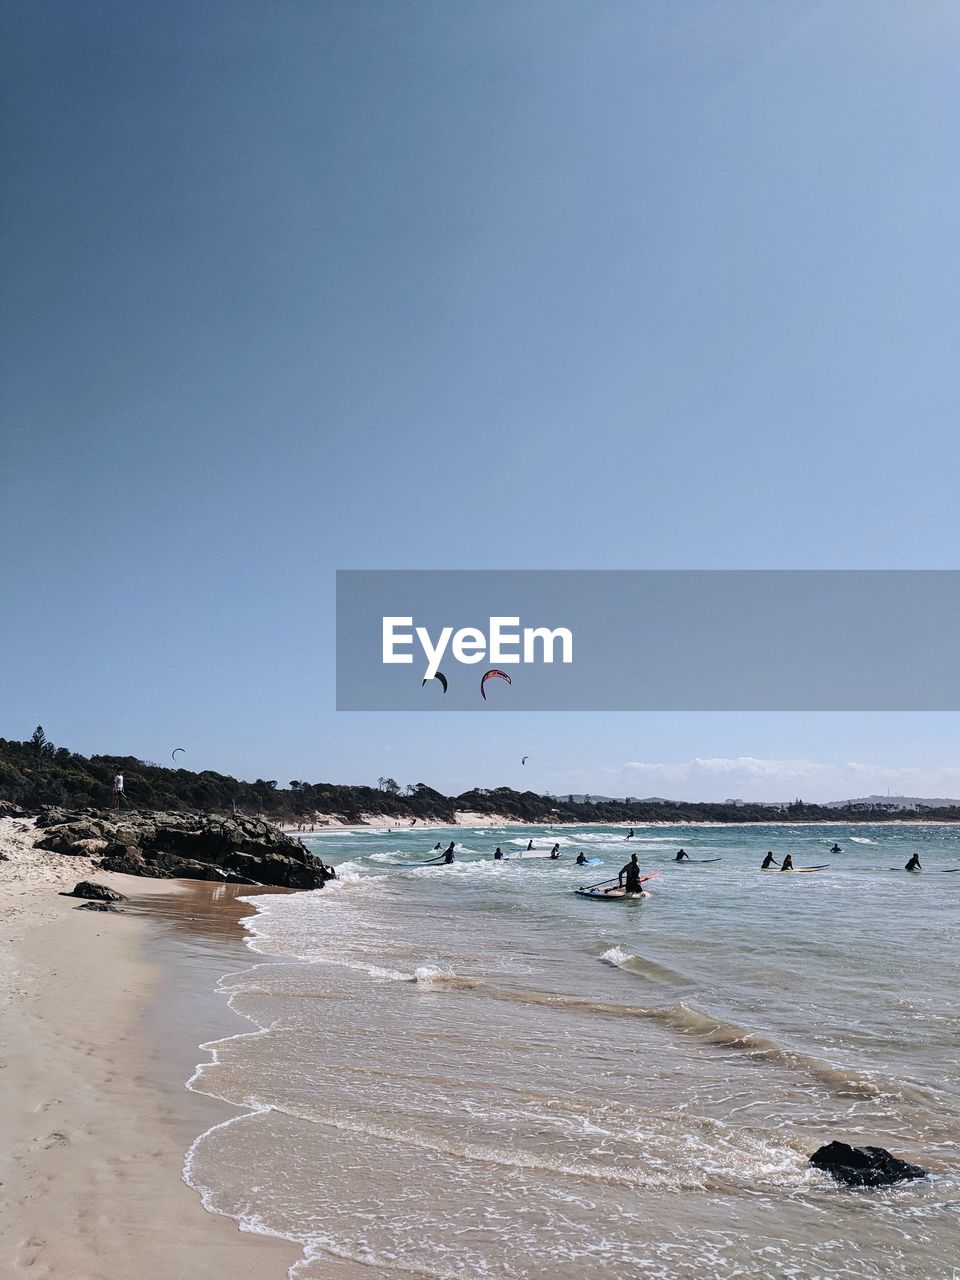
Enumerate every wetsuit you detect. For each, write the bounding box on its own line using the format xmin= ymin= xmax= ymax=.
xmin=619 ymin=859 xmax=643 ymax=892
xmin=675 ymin=850 xmax=689 ymax=861
xmin=780 ymin=856 xmax=794 ymax=871
xmin=576 ymin=853 xmax=587 ymax=866
xmin=905 ymin=855 xmax=922 ymax=871
xmin=761 ymin=853 xmax=778 ymax=869
xmin=493 ymin=847 xmax=503 ymax=861
xmin=549 ymin=844 xmax=561 ymax=859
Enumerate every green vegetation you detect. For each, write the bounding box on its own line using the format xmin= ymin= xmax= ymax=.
xmin=2 ymin=730 xmax=959 ymax=826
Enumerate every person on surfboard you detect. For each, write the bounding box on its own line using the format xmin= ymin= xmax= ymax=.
xmin=780 ymin=854 xmax=795 ymax=871
xmin=905 ymin=853 xmax=922 ymax=871
xmin=617 ymin=852 xmax=644 ymax=893
xmin=549 ymin=843 xmax=561 ymax=859
xmin=493 ymin=846 xmax=503 ymax=861
xmin=527 ymin=839 xmax=534 ymax=851
xmin=625 ymin=828 xmax=634 ymax=839
xmin=675 ymin=849 xmax=689 ymax=861
xmin=575 ymin=852 xmax=588 ymax=866
xmin=761 ymin=852 xmax=779 ymax=869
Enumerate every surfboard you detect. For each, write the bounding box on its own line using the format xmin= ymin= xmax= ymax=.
xmin=674 ymin=857 xmax=721 ymax=864
xmin=762 ymin=865 xmax=829 ymax=875
xmin=575 ymin=887 xmax=649 ymax=901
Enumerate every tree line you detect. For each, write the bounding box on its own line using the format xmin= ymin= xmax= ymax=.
xmin=2 ymin=730 xmax=959 ymax=826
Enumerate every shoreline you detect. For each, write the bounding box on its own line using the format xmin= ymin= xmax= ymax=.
xmin=291 ymin=814 xmax=960 ymax=835
xmin=0 ymin=819 xmax=301 ymax=1279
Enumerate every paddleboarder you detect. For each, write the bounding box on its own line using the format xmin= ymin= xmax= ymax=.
xmin=675 ymin=849 xmax=689 ymax=861
xmin=424 ymin=841 xmax=456 ymax=866
xmin=905 ymin=853 xmax=922 ymax=872
xmin=617 ymin=852 xmax=644 ymax=893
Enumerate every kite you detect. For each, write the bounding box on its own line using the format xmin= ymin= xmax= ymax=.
xmin=171 ymin=748 xmax=186 ymax=761
xmin=521 ymin=755 xmax=529 ymax=765
xmin=421 ymin=672 xmax=448 ymax=694
xmin=480 ymin=669 xmax=512 ymax=700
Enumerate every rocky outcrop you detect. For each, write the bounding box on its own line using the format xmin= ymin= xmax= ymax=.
xmin=76 ymin=901 xmax=124 ymax=912
xmin=35 ymin=809 xmax=332 ymax=890
xmin=810 ymin=1142 xmax=927 ymax=1187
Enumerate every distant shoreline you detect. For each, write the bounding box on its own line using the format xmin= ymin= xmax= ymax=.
xmin=288 ymin=812 xmax=960 ymax=835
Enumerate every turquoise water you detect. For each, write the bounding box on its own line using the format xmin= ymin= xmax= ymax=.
xmin=185 ymin=823 xmax=960 ymax=1279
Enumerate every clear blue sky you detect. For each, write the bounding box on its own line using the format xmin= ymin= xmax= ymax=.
xmin=3 ymin=1 xmax=960 ymax=801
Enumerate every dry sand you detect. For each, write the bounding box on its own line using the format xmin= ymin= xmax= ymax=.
xmin=0 ymin=816 xmax=299 ymax=1279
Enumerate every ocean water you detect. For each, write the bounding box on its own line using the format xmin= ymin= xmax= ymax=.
xmin=185 ymin=824 xmax=960 ymax=1279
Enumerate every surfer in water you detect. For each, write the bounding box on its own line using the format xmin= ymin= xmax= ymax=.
xmin=780 ymin=854 xmax=795 ymax=871
xmin=905 ymin=853 xmax=922 ymax=871
xmin=830 ymin=843 xmax=842 ymax=853
xmin=527 ymin=839 xmax=534 ymax=851
xmin=424 ymin=841 xmax=456 ymax=866
xmin=493 ymin=846 xmax=503 ymax=861
xmin=549 ymin=843 xmax=561 ymax=859
xmin=616 ymin=852 xmax=644 ymax=894
xmin=575 ymin=852 xmax=588 ymax=866
xmin=625 ymin=828 xmax=634 ymax=839
xmin=761 ymin=851 xmax=779 ymax=869
xmin=675 ymin=849 xmax=689 ymax=861
xmin=433 ymin=842 xmax=442 ymax=850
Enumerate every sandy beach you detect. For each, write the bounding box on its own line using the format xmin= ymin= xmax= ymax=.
xmin=0 ymin=816 xmax=299 ymax=1279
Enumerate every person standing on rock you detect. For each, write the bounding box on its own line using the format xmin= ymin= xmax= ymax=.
xmin=112 ymin=770 xmax=124 ymax=810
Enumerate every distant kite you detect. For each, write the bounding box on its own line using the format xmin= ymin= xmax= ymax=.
xmin=480 ymin=669 xmax=512 ymax=701
xmin=171 ymin=747 xmax=186 ymax=761
xmin=421 ymin=672 xmax=448 ymax=694
xmin=521 ymin=755 xmax=529 ymax=765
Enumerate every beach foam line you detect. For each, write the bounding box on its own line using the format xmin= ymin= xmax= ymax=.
xmin=216 ymin=1099 xmax=810 ymax=1196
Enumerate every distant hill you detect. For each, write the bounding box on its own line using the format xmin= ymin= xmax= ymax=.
xmin=827 ymin=794 xmax=960 ymax=811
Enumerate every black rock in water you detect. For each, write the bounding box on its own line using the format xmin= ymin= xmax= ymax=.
xmin=68 ymin=881 xmax=127 ymax=902
xmin=76 ymin=901 xmax=123 ymax=912
xmin=810 ymin=1141 xmax=927 ymax=1187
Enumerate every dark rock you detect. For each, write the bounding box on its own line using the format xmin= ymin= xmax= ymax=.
xmin=68 ymin=881 xmax=127 ymax=902
xmin=810 ymin=1142 xmax=927 ymax=1187
xmin=76 ymin=901 xmax=123 ymax=912
xmin=41 ymin=810 xmax=331 ymax=890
